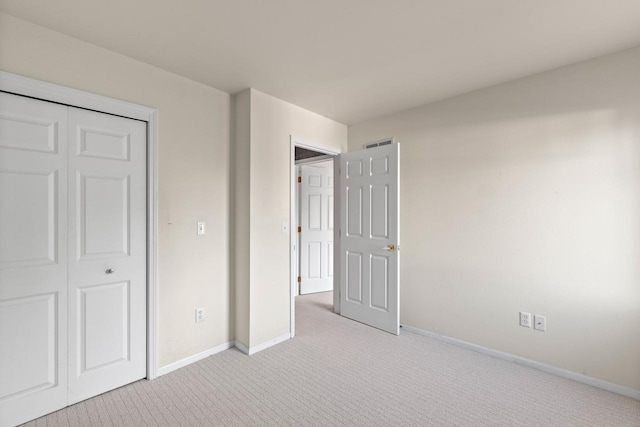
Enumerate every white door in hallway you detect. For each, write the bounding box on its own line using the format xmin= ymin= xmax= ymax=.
xmin=339 ymin=143 xmax=400 ymax=335
xmin=0 ymin=92 xmax=69 ymax=427
xmin=299 ymin=163 xmax=334 ymax=294
xmin=0 ymin=93 xmax=147 ymax=426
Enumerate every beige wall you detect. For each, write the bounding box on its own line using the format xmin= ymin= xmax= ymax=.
xmin=238 ymin=89 xmax=347 ymax=348
xmin=348 ymin=47 xmax=640 ymax=390
xmin=0 ymin=13 xmax=233 ymax=367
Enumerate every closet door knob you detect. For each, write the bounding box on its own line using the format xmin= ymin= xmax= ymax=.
xmin=106 ymin=268 xmax=115 ymax=274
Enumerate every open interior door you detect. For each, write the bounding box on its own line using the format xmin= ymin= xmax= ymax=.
xmin=338 ymin=143 xmax=399 ymax=335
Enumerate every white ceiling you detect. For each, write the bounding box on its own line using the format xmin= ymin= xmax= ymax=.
xmin=2 ymin=0 xmax=640 ymax=124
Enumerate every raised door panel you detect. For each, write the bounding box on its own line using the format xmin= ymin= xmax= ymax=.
xmin=0 ymin=92 xmax=68 ymax=427
xmin=307 ymin=241 xmax=322 ymax=279
xmin=307 ymin=194 xmax=322 ymax=231
xmin=307 ymin=173 xmax=322 ymax=187
xmin=346 ymin=186 xmax=363 ymax=237
xmin=76 ymin=126 xmax=130 ymax=161
xmin=78 ymin=173 xmax=130 ymax=259
xmin=77 ymin=282 xmax=130 ymax=375
xmin=346 ymin=159 xmax=362 ymax=178
xmin=0 ymin=293 xmax=57 ymax=401
xmin=346 ymin=251 xmax=363 ymax=303
xmin=370 ymin=155 xmax=389 ymax=176
xmin=370 ymin=184 xmax=389 ymax=240
xmin=0 ymin=170 xmax=58 ymax=268
xmin=370 ymin=255 xmax=389 ymax=312
xmin=0 ymin=112 xmax=58 ymax=154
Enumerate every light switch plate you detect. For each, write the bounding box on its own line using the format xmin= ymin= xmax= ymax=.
xmin=281 ymin=221 xmax=288 ymax=234
xmin=197 ymin=222 xmax=206 ymax=235
xmin=534 ymin=315 xmax=546 ymax=331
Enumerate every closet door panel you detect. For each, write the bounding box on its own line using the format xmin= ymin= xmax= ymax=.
xmin=0 ymin=92 xmax=69 ymax=427
xmin=67 ymin=107 xmax=147 ymax=404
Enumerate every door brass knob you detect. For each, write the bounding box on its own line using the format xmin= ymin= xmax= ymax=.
xmin=106 ymin=268 xmax=114 ymax=274
xmin=383 ymin=244 xmax=395 ymax=251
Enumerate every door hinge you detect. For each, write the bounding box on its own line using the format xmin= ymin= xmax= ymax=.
xmin=297 ymin=176 xmax=302 ymax=183
xmin=297 ymin=226 xmax=301 ymax=233
xmin=297 ymin=276 xmax=301 ymax=283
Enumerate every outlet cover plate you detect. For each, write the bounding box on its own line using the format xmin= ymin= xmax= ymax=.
xmin=195 ymin=307 xmax=205 ymax=322
xmin=520 ymin=311 xmax=532 ymax=328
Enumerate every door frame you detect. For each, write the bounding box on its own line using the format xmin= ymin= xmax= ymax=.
xmin=289 ymin=136 xmax=341 ymax=337
xmin=0 ymin=71 xmax=160 ymax=379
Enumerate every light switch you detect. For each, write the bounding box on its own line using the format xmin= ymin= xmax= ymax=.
xmin=197 ymin=222 xmax=206 ymax=235
xmin=534 ymin=315 xmax=546 ymax=331
xmin=281 ymin=221 xmax=288 ymax=234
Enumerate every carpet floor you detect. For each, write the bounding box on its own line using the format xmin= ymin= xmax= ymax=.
xmin=22 ymin=291 xmax=640 ymax=426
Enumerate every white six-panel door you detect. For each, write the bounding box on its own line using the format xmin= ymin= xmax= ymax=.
xmin=0 ymin=92 xmax=69 ymax=427
xmin=67 ymin=107 xmax=147 ymax=404
xmin=0 ymin=93 xmax=147 ymax=426
xmin=339 ymin=143 xmax=400 ymax=335
xmin=299 ymin=164 xmax=334 ymax=294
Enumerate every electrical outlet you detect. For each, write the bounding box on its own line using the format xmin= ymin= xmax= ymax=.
xmin=195 ymin=307 xmax=205 ymax=322
xmin=534 ymin=315 xmax=546 ymax=331
xmin=519 ymin=311 xmax=532 ymax=328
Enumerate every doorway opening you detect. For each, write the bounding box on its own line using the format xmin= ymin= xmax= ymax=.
xmin=296 ymin=157 xmax=334 ymax=295
xmin=289 ymin=137 xmax=341 ymax=337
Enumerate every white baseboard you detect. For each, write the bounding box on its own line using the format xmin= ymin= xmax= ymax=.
xmin=400 ymin=324 xmax=640 ymax=401
xmin=156 ymin=341 xmax=233 ymax=377
xmin=235 ymin=333 xmax=291 ymax=356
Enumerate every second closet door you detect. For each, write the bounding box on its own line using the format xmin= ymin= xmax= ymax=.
xmin=67 ymin=107 xmax=147 ymax=404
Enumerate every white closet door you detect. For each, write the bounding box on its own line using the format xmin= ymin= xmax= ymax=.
xmin=67 ymin=107 xmax=147 ymax=404
xmin=0 ymin=92 xmax=69 ymax=426
xmin=300 ymin=164 xmax=334 ymax=294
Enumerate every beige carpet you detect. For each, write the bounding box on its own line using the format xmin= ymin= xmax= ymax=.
xmin=23 ymin=292 xmax=640 ymax=426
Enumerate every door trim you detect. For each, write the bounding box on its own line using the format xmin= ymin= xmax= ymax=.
xmin=0 ymin=71 xmax=160 ymax=379
xmin=289 ymin=136 xmax=341 ymax=337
